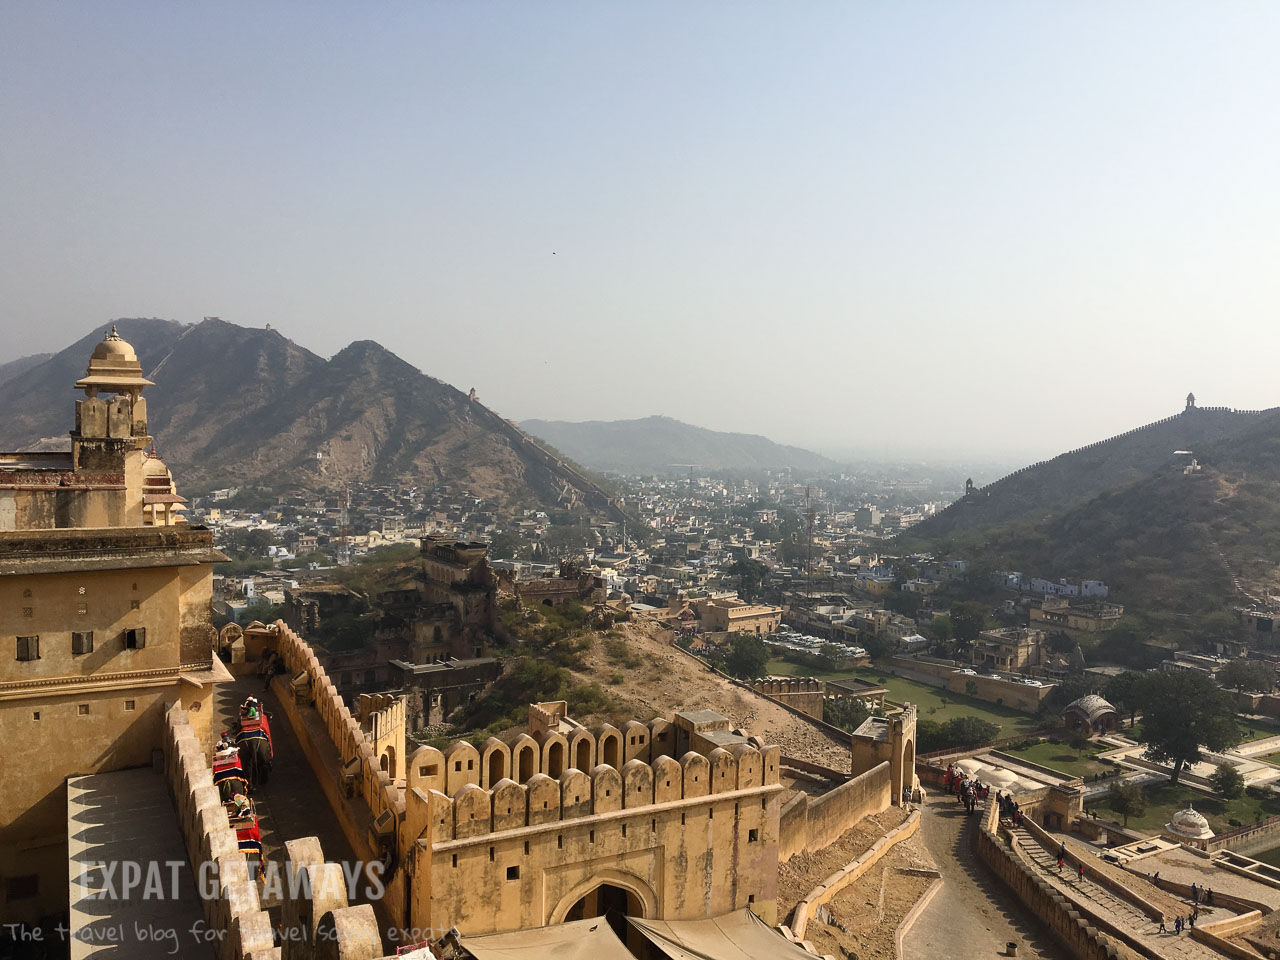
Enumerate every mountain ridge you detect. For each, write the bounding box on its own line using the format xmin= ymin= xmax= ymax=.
xmin=519 ymin=414 xmax=839 ymax=474
xmin=0 ymin=318 xmax=623 ymax=516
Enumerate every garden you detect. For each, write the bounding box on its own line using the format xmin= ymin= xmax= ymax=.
xmin=1086 ymin=779 xmax=1280 ymax=834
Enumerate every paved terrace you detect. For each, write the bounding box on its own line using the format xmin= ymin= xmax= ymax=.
xmin=68 ymin=767 xmax=210 ymax=960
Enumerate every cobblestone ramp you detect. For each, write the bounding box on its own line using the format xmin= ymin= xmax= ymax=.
xmin=1008 ymin=823 xmax=1222 ymax=960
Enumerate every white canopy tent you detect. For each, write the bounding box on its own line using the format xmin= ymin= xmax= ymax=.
xmin=457 ymin=918 xmax=635 ymax=960
xmin=627 ymin=908 xmax=816 ymax=960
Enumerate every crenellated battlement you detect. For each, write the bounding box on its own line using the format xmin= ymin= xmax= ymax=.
xmin=402 ymin=735 xmax=782 ymax=845
xmin=269 ymin=621 xmax=409 ymax=856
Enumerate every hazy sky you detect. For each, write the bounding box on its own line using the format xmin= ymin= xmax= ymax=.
xmin=3 ymin=3 xmax=1278 ymax=461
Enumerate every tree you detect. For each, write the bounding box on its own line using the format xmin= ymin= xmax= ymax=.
xmin=950 ymin=601 xmax=988 ymax=654
xmin=1211 ymin=762 xmax=1245 ymax=799
xmin=1046 ymin=631 xmax=1077 ymax=655
xmin=825 ymin=697 xmax=870 ymax=734
xmin=724 ymin=635 xmax=770 ymax=680
xmin=885 ymin=591 xmax=922 ymax=618
xmin=1104 ymin=670 xmax=1145 ymax=729
xmin=488 ymin=531 xmax=522 ymax=561
xmin=944 ymin=715 xmax=1000 ymax=748
xmin=241 ymin=599 xmax=283 ymax=625
xmin=729 ymin=556 xmax=768 ymax=603
xmin=1134 ymin=670 xmax=1239 ymax=783
xmin=1106 ymin=781 xmax=1147 ymax=827
xmin=861 ymin=631 xmax=899 ymax=662
xmin=1218 ymin=658 xmax=1276 ymax=696
xmin=929 ymin=615 xmax=954 ymax=644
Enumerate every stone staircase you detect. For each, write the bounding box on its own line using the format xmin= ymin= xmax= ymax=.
xmin=1006 ymin=822 xmax=1223 ymax=960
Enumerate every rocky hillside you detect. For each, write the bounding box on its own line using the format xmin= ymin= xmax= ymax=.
xmin=0 ymin=317 xmax=622 ymax=513
xmin=0 ymin=352 xmax=53 ymax=386
xmin=910 ymin=403 xmax=1274 ymax=541
xmin=906 ymin=404 xmax=1280 ymax=625
xmin=520 ymin=414 xmax=838 ymax=474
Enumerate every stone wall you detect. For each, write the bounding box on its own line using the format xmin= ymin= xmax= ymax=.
xmin=1205 ymin=813 xmax=1280 ymax=857
xmin=778 ymin=761 xmax=892 ymax=860
xmin=790 ymin=809 xmax=921 ymax=939
xmin=267 ymin=622 xmax=409 ymax=938
xmin=749 ymin=678 xmax=824 ymax=720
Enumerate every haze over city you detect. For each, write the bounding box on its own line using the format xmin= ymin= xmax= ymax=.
xmin=3 ymin=2 xmax=1279 ymax=460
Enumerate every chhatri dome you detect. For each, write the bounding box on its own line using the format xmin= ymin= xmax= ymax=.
xmin=1165 ymin=804 xmax=1214 ymax=840
xmin=75 ymin=325 xmax=154 ymax=395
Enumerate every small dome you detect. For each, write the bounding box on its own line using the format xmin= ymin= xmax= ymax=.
xmin=1166 ymin=804 xmax=1214 ymax=840
xmin=1064 ymin=694 xmax=1116 ymax=724
xmin=76 ymin=324 xmax=155 ymax=393
xmin=142 ymin=452 xmax=170 ymax=477
xmin=90 ymin=325 xmax=138 ymax=363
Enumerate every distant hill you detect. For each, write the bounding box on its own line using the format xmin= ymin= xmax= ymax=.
xmin=905 ymin=401 xmax=1280 ymax=626
xmin=0 ymin=318 xmax=624 ymax=516
xmin=519 ymin=415 xmax=838 ymax=474
xmin=0 ymin=352 xmax=53 ymax=386
xmin=909 ymin=402 xmax=1275 ymax=541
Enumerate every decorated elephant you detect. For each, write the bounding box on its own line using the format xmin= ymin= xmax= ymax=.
xmin=213 ymin=750 xmax=250 ymax=801
xmin=236 ymin=731 xmax=272 ymax=787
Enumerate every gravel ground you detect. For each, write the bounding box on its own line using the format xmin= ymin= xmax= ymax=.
xmin=569 ymin=619 xmax=853 ymax=769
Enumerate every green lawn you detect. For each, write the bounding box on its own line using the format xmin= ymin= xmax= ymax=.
xmin=1119 ymin=716 xmax=1280 ymax=748
xmin=767 ymin=659 xmax=1044 ymax=740
xmin=1003 ymin=739 xmax=1116 ymax=779
xmin=1086 ymin=780 xmax=1280 ymax=833
xmin=1237 ymin=717 xmax=1280 ymax=743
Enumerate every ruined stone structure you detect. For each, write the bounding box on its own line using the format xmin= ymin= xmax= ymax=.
xmin=386 ymin=655 xmax=502 ymax=730
xmin=511 ymin=560 xmax=605 ymax=608
xmin=410 ymin=536 xmax=497 ymax=662
xmin=0 ymin=329 xmax=229 ymax=925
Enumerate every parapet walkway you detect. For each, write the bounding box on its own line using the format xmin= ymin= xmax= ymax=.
xmin=214 ymin=674 xmax=356 ymax=915
xmin=1008 ymin=822 xmax=1223 ymax=960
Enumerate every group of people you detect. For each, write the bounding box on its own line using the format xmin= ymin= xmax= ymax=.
xmin=996 ymin=790 xmax=1025 ymax=826
xmin=1158 ymin=912 xmax=1198 ymax=936
xmin=942 ymin=763 xmax=990 ymax=815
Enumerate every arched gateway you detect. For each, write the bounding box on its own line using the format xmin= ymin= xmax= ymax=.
xmin=549 ymin=869 xmax=657 ymax=942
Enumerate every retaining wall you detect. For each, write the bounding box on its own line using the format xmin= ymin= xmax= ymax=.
xmin=779 ymin=761 xmax=892 ymax=860
xmin=790 ymin=809 xmax=921 ymax=939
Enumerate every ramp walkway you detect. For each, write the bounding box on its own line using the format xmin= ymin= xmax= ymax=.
xmin=1008 ymin=821 xmax=1222 ymax=959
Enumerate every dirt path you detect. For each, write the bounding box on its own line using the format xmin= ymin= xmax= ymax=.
xmin=901 ymin=794 xmax=1069 ymax=960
